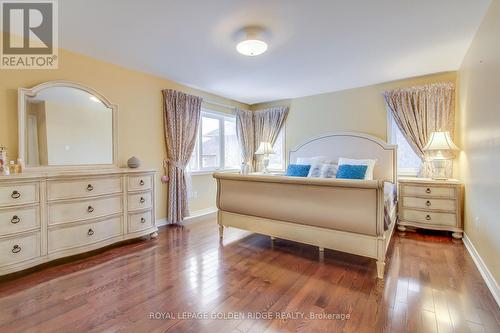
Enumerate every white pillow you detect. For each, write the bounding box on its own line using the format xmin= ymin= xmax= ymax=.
xmin=338 ymin=157 xmax=377 ymax=180
xmin=296 ymin=156 xmax=326 ymax=165
xmin=307 ymin=163 xmax=323 ymax=177
xmin=321 ymin=164 xmax=338 ymax=178
xmin=307 ymin=163 xmax=338 ymax=178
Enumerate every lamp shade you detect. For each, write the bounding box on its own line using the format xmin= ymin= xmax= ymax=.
xmin=423 ymin=131 xmax=459 ymax=151
xmin=255 ymin=142 xmax=276 ymax=155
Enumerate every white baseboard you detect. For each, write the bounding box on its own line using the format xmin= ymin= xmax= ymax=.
xmin=182 ymin=208 xmax=217 ymax=225
xmin=463 ymin=233 xmax=500 ymax=307
xmin=155 ymin=208 xmax=217 ymax=227
xmin=156 ymin=218 xmax=168 ymax=227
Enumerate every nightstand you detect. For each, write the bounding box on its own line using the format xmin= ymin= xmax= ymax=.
xmin=397 ymin=177 xmax=464 ymax=239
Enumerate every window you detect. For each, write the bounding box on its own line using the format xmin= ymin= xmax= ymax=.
xmin=388 ymin=112 xmax=422 ymax=176
xmin=189 ymin=110 xmax=240 ymax=172
xmin=268 ymin=128 xmax=285 ymax=171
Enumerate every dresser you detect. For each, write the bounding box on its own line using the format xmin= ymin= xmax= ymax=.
xmin=0 ymin=168 xmax=157 ymax=276
xmin=397 ymin=178 xmax=463 ymax=239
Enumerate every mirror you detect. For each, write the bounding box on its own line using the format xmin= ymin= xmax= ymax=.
xmin=19 ymin=81 xmax=117 ymax=169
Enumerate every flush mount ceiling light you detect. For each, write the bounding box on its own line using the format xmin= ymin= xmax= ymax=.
xmin=236 ymin=27 xmax=268 ymax=56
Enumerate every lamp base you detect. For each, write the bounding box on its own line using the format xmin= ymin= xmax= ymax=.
xmin=262 ymin=156 xmax=270 ymax=174
xmin=432 ymin=159 xmax=449 ymax=180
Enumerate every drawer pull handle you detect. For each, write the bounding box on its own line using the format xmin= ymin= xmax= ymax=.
xmin=426 ymin=200 xmax=432 ymax=207
xmin=11 ymin=215 xmax=20 ymax=224
xmin=12 ymin=245 xmax=21 ymax=253
xmin=11 ymin=190 xmax=21 ymax=199
xmin=139 ymin=180 xmax=145 ymax=186
xmin=426 ymin=215 xmax=432 ymax=221
xmin=87 ymin=229 xmax=94 ymax=236
xmin=426 ymin=188 xmax=432 ymax=194
xmin=87 ymin=184 xmax=94 ymax=191
xmin=140 ymin=197 xmax=145 ymax=204
xmin=140 ymin=217 xmax=146 ymax=223
xmin=87 ymin=206 xmax=94 ymax=213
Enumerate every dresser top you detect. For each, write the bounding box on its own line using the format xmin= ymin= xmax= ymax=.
xmin=398 ymin=177 xmax=463 ymax=185
xmin=0 ymin=168 xmax=156 ymax=181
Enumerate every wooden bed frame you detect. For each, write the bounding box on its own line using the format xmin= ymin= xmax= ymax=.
xmin=214 ymin=132 xmax=397 ymax=278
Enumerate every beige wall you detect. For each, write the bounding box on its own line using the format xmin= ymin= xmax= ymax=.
xmin=458 ymin=1 xmax=499 ymax=284
xmin=0 ymin=49 xmax=249 ymax=220
xmin=252 ymin=72 xmax=457 ymax=163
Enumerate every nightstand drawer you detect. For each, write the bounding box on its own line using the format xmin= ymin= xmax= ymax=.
xmin=401 ymin=209 xmax=457 ymax=226
xmin=401 ymin=185 xmax=456 ymax=198
xmin=402 ymin=197 xmax=456 ymax=212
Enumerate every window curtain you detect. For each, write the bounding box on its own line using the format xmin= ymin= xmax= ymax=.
xmin=384 ymin=82 xmax=455 ymax=178
xmin=235 ymin=106 xmax=289 ymax=172
xmin=162 ymin=89 xmax=202 ymax=224
xmin=235 ymin=109 xmax=255 ymax=172
xmin=253 ymin=106 xmax=289 ymax=171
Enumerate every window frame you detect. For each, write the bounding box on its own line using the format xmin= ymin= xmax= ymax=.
xmin=189 ymin=109 xmax=240 ymax=175
xmin=386 ymin=110 xmax=422 ymax=177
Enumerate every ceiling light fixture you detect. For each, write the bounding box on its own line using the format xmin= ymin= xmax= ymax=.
xmin=236 ymin=27 xmax=268 ymax=57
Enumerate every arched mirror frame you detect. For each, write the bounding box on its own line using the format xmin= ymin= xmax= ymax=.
xmin=18 ymin=80 xmax=118 ymax=171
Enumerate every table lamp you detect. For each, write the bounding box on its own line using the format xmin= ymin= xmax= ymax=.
xmin=255 ymin=142 xmax=276 ymax=174
xmin=423 ymin=131 xmax=459 ymax=180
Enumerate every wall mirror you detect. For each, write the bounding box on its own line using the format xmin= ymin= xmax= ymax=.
xmin=18 ymin=81 xmax=118 ymax=170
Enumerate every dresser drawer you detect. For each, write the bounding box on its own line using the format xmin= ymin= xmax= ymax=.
xmin=128 ymin=210 xmax=153 ymax=233
xmin=48 ymin=216 xmax=122 ymax=253
xmin=0 ymin=206 xmax=39 ymax=235
xmin=0 ymin=232 xmax=40 ymax=267
xmin=402 ymin=197 xmax=456 ymax=212
xmin=128 ymin=191 xmax=152 ymax=211
xmin=128 ymin=175 xmax=153 ymax=192
xmin=401 ymin=209 xmax=457 ymax=226
xmin=48 ymin=177 xmax=122 ymax=201
xmin=49 ymin=195 xmax=123 ymax=225
xmin=0 ymin=183 xmax=38 ymax=207
xmin=401 ymin=185 xmax=456 ymax=198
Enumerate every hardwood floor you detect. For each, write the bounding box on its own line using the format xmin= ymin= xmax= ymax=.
xmin=0 ymin=218 xmax=498 ymax=333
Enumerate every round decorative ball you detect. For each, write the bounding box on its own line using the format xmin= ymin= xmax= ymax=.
xmin=127 ymin=156 xmax=141 ymax=168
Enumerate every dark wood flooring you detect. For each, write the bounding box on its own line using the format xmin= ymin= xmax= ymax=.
xmin=0 ymin=218 xmax=498 ymax=333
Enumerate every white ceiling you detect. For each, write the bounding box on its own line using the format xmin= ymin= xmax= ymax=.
xmin=59 ymin=0 xmax=490 ymax=104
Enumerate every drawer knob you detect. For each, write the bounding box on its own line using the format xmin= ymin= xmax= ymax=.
xmin=87 ymin=184 xmax=94 ymax=191
xmin=11 ymin=215 xmax=20 ymax=224
xmin=426 ymin=215 xmax=432 ymax=221
xmin=426 ymin=188 xmax=432 ymax=194
xmin=426 ymin=200 xmax=432 ymax=207
xmin=140 ymin=197 xmax=145 ymax=204
xmin=11 ymin=190 xmax=21 ymax=199
xmin=139 ymin=180 xmax=145 ymax=186
xmin=87 ymin=206 xmax=94 ymax=213
xmin=87 ymin=228 xmax=94 ymax=236
xmin=140 ymin=217 xmax=146 ymax=223
xmin=12 ymin=244 xmax=21 ymax=253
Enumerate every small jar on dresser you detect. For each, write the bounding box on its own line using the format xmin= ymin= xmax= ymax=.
xmin=397 ymin=177 xmax=464 ymax=239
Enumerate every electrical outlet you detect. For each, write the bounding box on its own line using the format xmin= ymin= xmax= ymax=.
xmin=475 ymin=217 xmax=480 ymax=229
xmin=193 ymin=191 xmax=198 ymax=199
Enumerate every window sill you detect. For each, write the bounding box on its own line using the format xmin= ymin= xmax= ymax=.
xmin=190 ymin=169 xmax=239 ymax=176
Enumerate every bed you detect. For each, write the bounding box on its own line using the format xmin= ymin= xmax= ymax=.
xmin=213 ymin=132 xmax=398 ymax=278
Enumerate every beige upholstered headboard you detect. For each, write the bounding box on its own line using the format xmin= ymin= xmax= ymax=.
xmin=289 ymin=132 xmax=397 ymax=183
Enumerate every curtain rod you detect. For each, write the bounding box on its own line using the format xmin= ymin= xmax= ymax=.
xmin=203 ymin=98 xmax=240 ymax=110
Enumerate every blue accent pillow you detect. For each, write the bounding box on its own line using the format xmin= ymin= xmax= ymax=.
xmin=285 ymin=164 xmax=311 ymax=177
xmin=336 ymin=164 xmax=368 ymax=180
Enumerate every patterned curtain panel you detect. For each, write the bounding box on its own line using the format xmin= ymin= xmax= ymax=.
xmin=384 ymin=82 xmax=455 ymax=178
xmin=235 ymin=109 xmax=255 ymax=172
xmin=162 ymin=89 xmax=202 ymax=224
xmin=253 ymin=106 xmax=289 ymax=171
